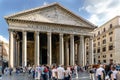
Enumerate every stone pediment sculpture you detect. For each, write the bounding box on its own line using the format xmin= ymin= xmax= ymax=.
xmin=5 ymin=2 xmax=96 ymax=28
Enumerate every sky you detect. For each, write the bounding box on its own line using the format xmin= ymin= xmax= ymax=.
xmin=0 ymin=0 xmax=120 ymax=43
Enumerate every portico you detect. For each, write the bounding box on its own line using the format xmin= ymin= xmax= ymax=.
xmin=5 ymin=3 xmax=96 ymax=67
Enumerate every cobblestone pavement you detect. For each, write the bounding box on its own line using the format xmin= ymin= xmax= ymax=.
xmin=72 ymin=71 xmax=90 ymax=80
xmin=1 ymin=71 xmax=91 ymax=80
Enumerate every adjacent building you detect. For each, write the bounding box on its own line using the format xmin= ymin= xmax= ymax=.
xmin=0 ymin=40 xmax=9 ymax=61
xmin=93 ymin=16 xmax=120 ymax=64
xmin=5 ymin=3 xmax=96 ymax=67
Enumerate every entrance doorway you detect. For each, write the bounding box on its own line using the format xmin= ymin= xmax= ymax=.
xmin=41 ymin=48 xmax=47 ymax=64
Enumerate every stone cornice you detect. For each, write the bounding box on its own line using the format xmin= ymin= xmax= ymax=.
xmin=7 ymin=18 xmax=95 ymax=29
xmin=8 ymin=21 xmax=93 ymax=36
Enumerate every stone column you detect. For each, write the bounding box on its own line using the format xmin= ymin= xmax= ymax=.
xmin=17 ymin=41 xmax=20 ymax=66
xmin=70 ymin=34 xmax=74 ymax=65
xmin=79 ymin=35 xmax=85 ymax=66
xmin=9 ymin=30 xmax=14 ymax=68
xmin=74 ymin=43 xmax=77 ymax=64
xmin=15 ymin=40 xmax=17 ymax=66
xmin=77 ymin=43 xmax=79 ymax=65
xmin=34 ymin=31 xmax=40 ymax=65
xmin=89 ymin=37 xmax=93 ymax=64
xmin=47 ymin=32 xmax=52 ymax=65
xmin=22 ymin=31 xmax=27 ymax=67
xmin=65 ymin=38 xmax=69 ymax=66
xmin=59 ymin=33 xmax=64 ymax=65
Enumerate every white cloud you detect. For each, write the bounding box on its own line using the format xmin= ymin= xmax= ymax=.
xmin=0 ymin=35 xmax=9 ymax=43
xmin=88 ymin=14 xmax=99 ymax=25
xmin=43 ymin=1 xmax=48 ymax=6
xmin=82 ymin=0 xmax=120 ymax=26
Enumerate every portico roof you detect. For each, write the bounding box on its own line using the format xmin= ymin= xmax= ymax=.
xmin=5 ymin=2 xmax=97 ymax=29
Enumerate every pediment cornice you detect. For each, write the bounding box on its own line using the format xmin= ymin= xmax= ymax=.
xmin=7 ymin=18 xmax=95 ymax=30
xmin=5 ymin=3 xmax=96 ymax=28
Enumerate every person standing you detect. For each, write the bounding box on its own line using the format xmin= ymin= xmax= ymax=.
xmin=74 ymin=64 xmax=78 ymax=79
xmin=35 ymin=65 xmax=41 ymax=80
xmin=64 ymin=66 xmax=72 ymax=80
xmin=52 ymin=65 xmax=57 ymax=80
xmin=116 ymin=69 xmax=120 ymax=80
xmin=96 ymin=65 xmax=105 ymax=80
xmin=109 ymin=66 xmax=118 ymax=80
xmin=57 ymin=65 xmax=65 ymax=80
xmin=9 ymin=66 xmax=13 ymax=76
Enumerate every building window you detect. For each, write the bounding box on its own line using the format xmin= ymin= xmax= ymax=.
xmin=86 ymin=46 xmax=89 ymax=49
xmin=97 ymin=48 xmax=100 ymax=53
xmin=98 ymin=56 xmax=100 ymax=58
xmin=98 ymin=42 xmax=100 ymax=46
xmin=103 ymin=28 xmax=106 ymax=32
xmin=86 ymin=52 xmax=89 ymax=55
xmin=102 ymin=35 xmax=106 ymax=38
xmin=110 ymin=59 xmax=113 ymax=62
xmin=102 ymin=47 xmax=106 ymax=52
xmin=110 ymin=54 xmax=112 ymax=57
xmin=110 ymin=24 xmax=112 ymax=29
xmin=103 ymin=60 xmax=106 ymax=63
xmin=86 ymin=43 xmax=89 ymax=45
xmin=109 ymin=31 xmax=113 ymax=35
xmin=109 ymin=45 xmax=113 ymax=50
xmin=94 ymin=34 xmax=95 ymax=37
xmin=98 ymin=60 xmax=100 ymax=63
xmin=94 ymin=49 xmax=96 ymax=53
xmin=97 ymin=37 xmax=100 ymax=40
xmin=103 ymin=55 xmax=106 ymax=58
xmin=110 ymin=37 xmax=112 ymax=42
xmin=103 ymin=39 xmax=106 ymax=44
xmin=98 ymin=31 xmax=100 ymax=35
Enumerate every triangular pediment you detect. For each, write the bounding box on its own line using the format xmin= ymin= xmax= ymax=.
xmin=5 ymin=3 xmax=96 ymax=28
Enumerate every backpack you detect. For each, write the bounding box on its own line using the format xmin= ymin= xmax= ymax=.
xmin=89 ymin=69 xmax=95 ymax=73
xmin=44 ymin=67 xmax=48 ymax=73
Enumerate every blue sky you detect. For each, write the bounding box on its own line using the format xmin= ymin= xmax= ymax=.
xmin=0 ymin=0 xmax=120 ymax=43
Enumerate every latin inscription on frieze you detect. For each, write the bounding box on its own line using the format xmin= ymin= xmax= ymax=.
xmin=27 ymin=24 xmax=88 ymax=34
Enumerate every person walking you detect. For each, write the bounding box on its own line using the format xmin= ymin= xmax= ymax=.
xmin=89 ymin=65 xmax=95 ymax=80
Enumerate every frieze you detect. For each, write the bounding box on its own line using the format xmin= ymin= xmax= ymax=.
xmin=9 ymin=24 xmax=93 ymax=36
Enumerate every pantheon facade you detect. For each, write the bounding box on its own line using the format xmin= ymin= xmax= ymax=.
xmin=5 ymin=3 xmax=96 ymax=67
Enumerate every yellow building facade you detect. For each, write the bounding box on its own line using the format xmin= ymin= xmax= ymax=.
xmin=93 ymin=16 xmax=120 ymax=64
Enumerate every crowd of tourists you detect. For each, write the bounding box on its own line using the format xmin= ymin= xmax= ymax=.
xmin=89 ymin=61 xmax=120 ymax=80
xmin=1 ymin=64 xmax=84 ymax=80
xmin=1 ymin=60 xmax=120 ymax=80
